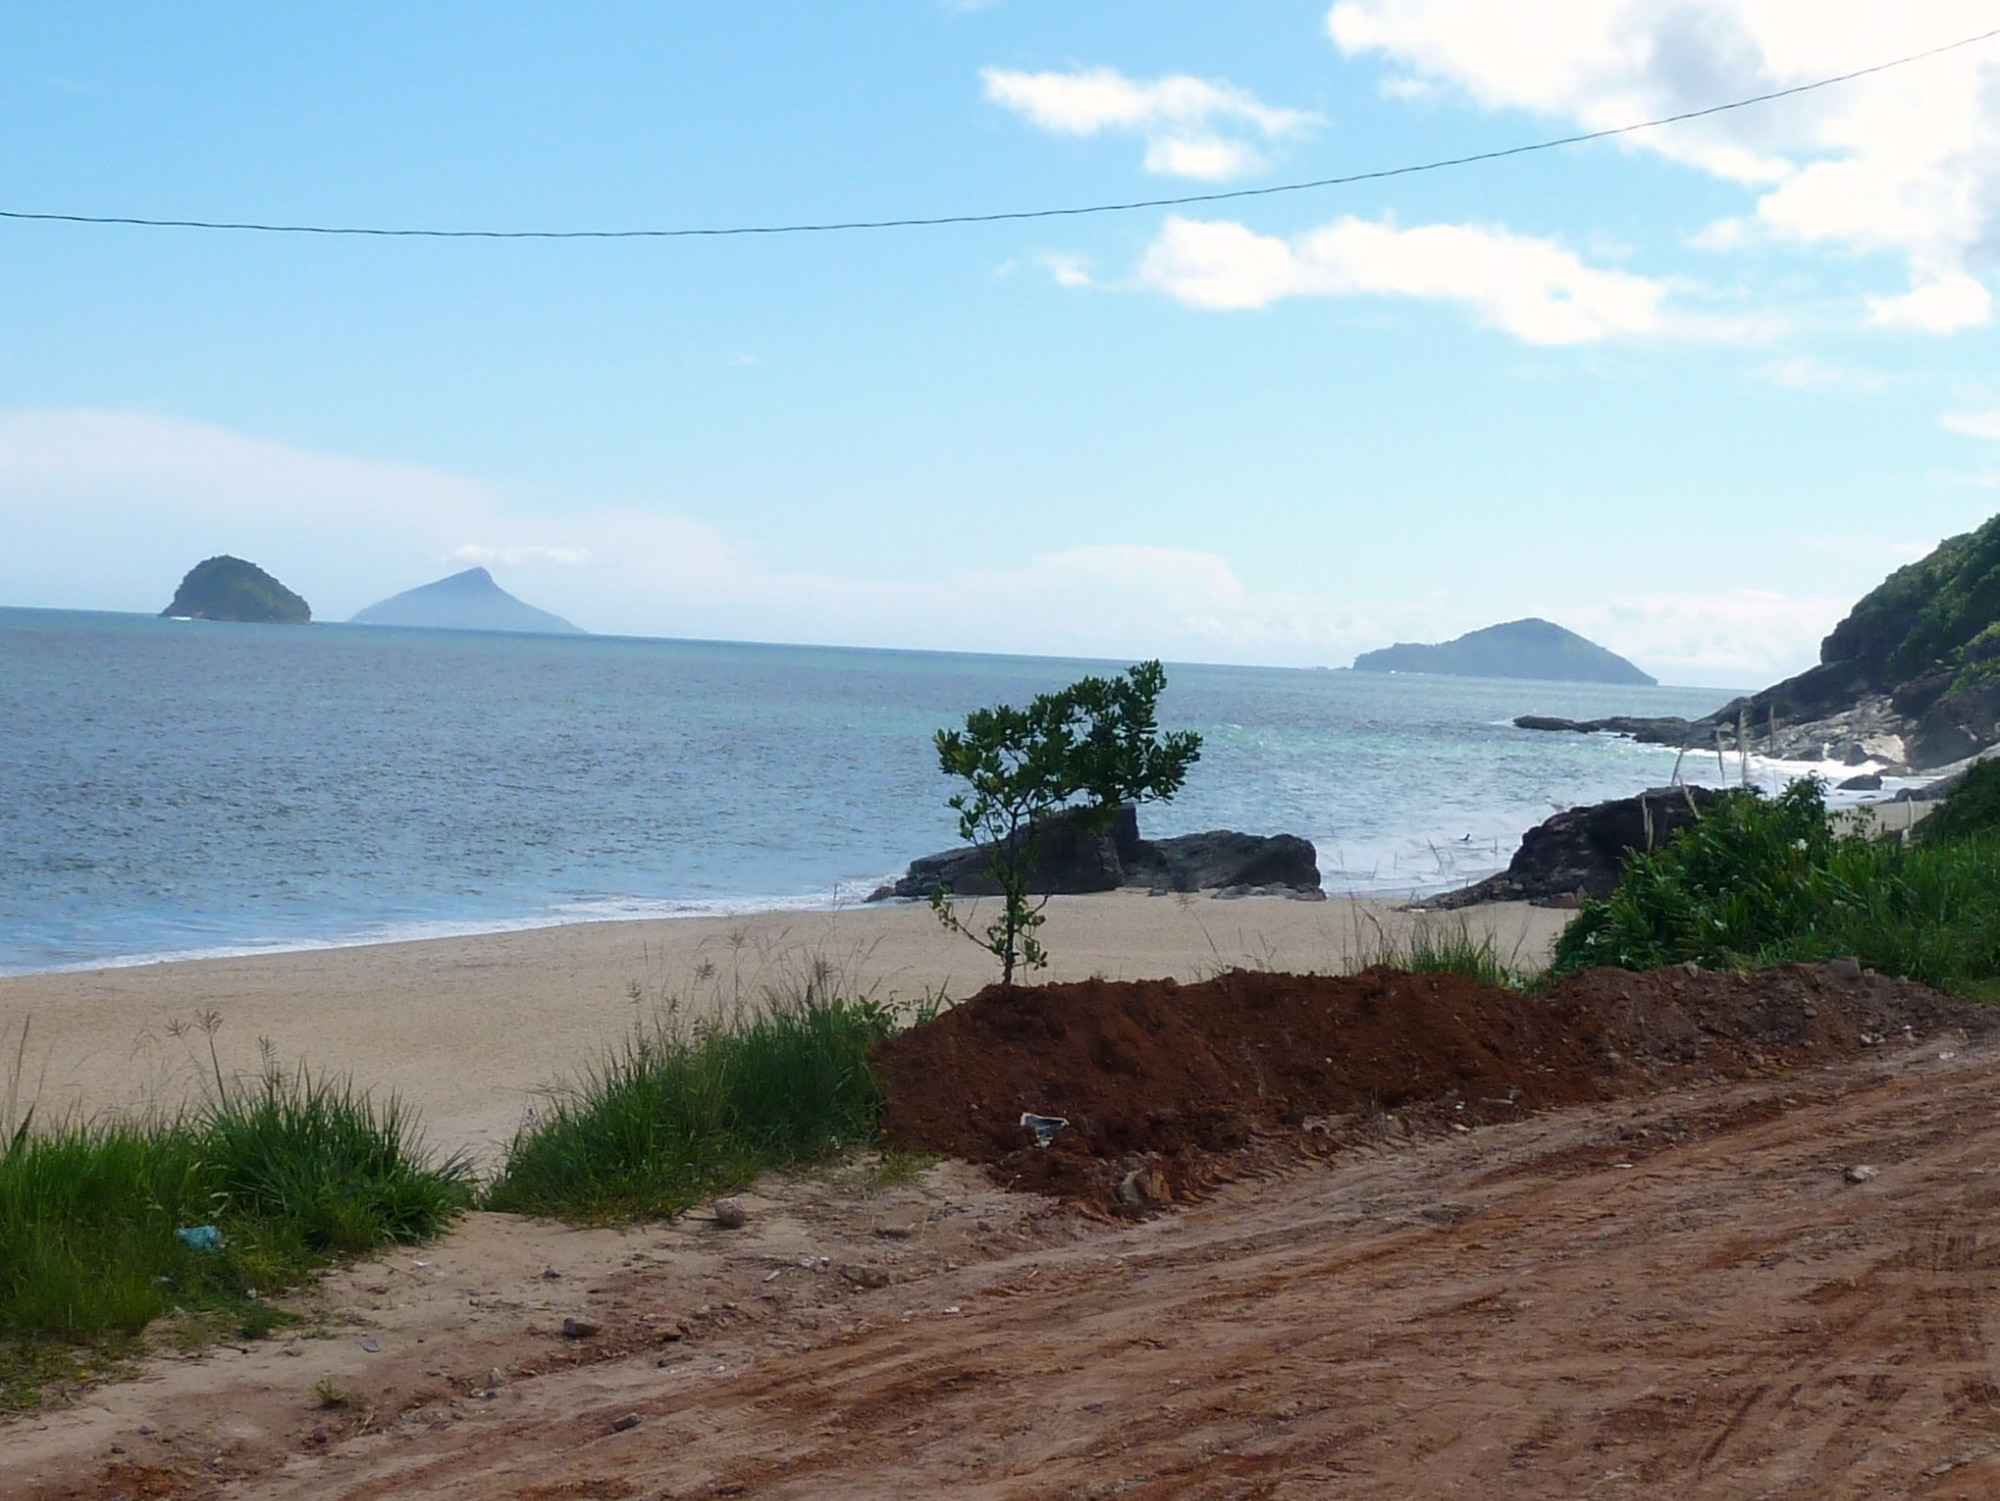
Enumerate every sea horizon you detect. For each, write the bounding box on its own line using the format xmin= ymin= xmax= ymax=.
xmin=1 ymin=605 xmax=1858 ymax=976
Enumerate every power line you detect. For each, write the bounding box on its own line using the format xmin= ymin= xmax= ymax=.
xmin=6 ymin=24 xmax=2000 ymax=242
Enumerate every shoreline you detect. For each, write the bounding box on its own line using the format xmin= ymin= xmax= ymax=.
xmin=0 ymin=872 xmax=1512 ymax=982
xmin=0 ymin=891 xmax=1571 ymax=1163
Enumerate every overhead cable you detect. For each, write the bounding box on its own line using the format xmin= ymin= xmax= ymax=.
xmin=4 ymin=24 xmax=1999 ymax=241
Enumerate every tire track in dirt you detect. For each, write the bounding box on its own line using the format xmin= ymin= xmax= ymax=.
xmin=22 ymin=1040 xmax=2000 ymax=1500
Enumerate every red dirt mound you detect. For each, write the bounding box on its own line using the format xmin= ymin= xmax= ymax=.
xmin=871 ymin=962 xmax=1991 ymax=1210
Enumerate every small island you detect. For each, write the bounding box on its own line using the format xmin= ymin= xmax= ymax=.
xmin=1352 ymin=617 xmax=1656 ymax=686
xmin=160 ymin=556 xmax=311 ymax=624
xmin=349 ymin=567 xmax=583 ymax=635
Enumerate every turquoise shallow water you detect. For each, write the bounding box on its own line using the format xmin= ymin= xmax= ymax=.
xmin=0 ymin=608 xmax=1733 ymax=974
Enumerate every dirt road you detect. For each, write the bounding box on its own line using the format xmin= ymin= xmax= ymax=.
xmin=18 ymin=1025 xmax=2000 ymax=1499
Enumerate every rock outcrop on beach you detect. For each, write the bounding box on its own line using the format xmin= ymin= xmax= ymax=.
xmin=870 ymin=803 xmax=1322 ymax=901
xmin=350 ymin=567 xmax=583 ymax=635
xmin=1517 ymin=511 xmax=2000 ymax=772
xmin=160 ymin=556 xmax=311 ymax=624
xmin=1422 ymin=785 xmax=1723 ymax=909
xmin=1353 ymin=618 xmax=1656 ymax=685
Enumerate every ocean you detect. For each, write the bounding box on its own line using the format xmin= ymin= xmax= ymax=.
xmin=2 ymin=607 xmax=1777 ymax=974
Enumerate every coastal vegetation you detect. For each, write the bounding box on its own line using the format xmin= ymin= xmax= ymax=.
xmin=483 ymin=987 xmax=905 ymax=1222
xmin=160 ymin=554 xmax=312 ymax=624
xmin=930 ymin=660 xmax=1203 ymax=983
xmin=0 ymin=1053 xmax=470 ymax=1409
xmin=1550 ymin=775 xmax=2000 ymax=996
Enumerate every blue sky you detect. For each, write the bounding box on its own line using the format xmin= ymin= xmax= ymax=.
xmin=5 ymin=3 xmax=2000 ymax=687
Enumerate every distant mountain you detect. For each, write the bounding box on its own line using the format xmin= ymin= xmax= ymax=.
xmin=161 ymin=556 xmax=311 ymax=624
xmin=349 ymin=567 xmax=583 ymax=635
xmin=1352 ymin=618 xmax=1656 ymax=686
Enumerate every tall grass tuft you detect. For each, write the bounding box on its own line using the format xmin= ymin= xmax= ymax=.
xmin=484 ymin=991 xmax=896 ymax=1223
xmin=200 ymin=1068 xmax=476 ymax=1272
xmin=0 ymin=1059 xmax=472 ymax=1406
xmin=1344 ymin=907 xmax=1539 ymax=992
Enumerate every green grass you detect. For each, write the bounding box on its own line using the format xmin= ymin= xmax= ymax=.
xmin=483 ymin=992 xmax=900 ymax=1223
xmin=1550 ymin=777 xmax=2000 ymax=993
xmin=0 ymin=1064 xmax=472 ymax=1410
xmin=1916 ymin=757 xmax=2000 ymax=846
xmin=1345 ymin=908 xmax=1540 ymax=993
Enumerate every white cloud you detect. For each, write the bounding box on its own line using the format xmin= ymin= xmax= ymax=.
xmin=1139 ymin=213 xmax=1684 ymax=343
xmin=0 ymin=410 xmax=1377 ymax=660
xmin=1759 ymin=355 xmax=1885 ymax=392
xmin=981 ymin=66 xmax=1317 ymax=180
xmin=1688 ymin=216 xmax=1752 ymax=252
xmin=1866 ymin=275 xmax=1993 ymax=333
xmin=1572 ymin=588 xmax=1853 ymax=684
xmin=1326 ymin=2 xmax=2000 ymax=331
xmin=450 ymin=544 xmax=591 ymax=568
xmin=0 ymin=411 xmax=1888 ymax=682
xmin=1037 ymin=252 xmax=1098 ymax=289
xmin=0 ymin=410 xmax=738 ymax=628
xmin=1143 ymin=135 xmax=1268 ymax=181
xmin=1941 ymin=405 xmax=2000 ymax=441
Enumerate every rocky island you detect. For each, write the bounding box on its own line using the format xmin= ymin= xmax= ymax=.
xmin=350 ymin=567 xmax=583 ymax=635
xmin=1353 ymin=618 xmax=1656 ymax=685
xmin=160 ymin=556 xmax=311 ymax=624
xmin=1518 ymin=511 xmax=2000 ymax=772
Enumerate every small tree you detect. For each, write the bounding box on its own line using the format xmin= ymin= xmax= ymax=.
xmin=931 ymin=660 xmax=1202 ymax=984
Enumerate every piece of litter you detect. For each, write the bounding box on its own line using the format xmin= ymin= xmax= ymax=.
xmin=1845 ymin=1164 xmax=1880 ymax=1185
xmin=611 ymin=1413 xmax=642 ymax=1433
xmin=174 ymin=1225 xmax=224 ymax=1253
xmin=412 ymin=1259 xmax=430 ymax=1269
xmin=1939 ymin=1051 xmax=1959 ymax=1062
xmin=943 ymin=1305 xmax=961 ymax=1315
xmin=763 ymin=1270 xmax=782 ymax=1282
xmin=1019 ymin=1112 xmax=1068 ymax=1147
xmin=359 ymin=1338 xmax=381 ymax=1353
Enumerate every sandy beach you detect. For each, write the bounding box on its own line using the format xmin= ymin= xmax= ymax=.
xmin=0 ymin=892 xmax=1568 ymax=1162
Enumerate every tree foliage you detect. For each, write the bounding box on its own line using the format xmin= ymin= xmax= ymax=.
xmin=931 ymin=660 xmax=1201 ymax=984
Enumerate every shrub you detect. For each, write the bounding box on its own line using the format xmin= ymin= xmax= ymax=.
xmin=1916 ymin=758 xmax=2000 ymax=846
xmin=932 ymin=660 xmax=1202 ymax=983
xmin=1550 ymin=776 xmax=2000 ymax=993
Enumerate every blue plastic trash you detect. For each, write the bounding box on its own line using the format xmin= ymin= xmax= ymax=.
xmin=1018 ymin=1112 xmax=1069 ymax=1148
xmin=175 ymin=1225 xmax=224 ymax=1253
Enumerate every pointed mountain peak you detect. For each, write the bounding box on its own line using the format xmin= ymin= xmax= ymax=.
xmin=349 ymin=568 xmax=583 ymax=635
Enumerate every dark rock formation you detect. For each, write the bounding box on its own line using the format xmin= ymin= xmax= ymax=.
xmin=1513 ymin=714 xmax=1694 ymax=744
xmin=161 ymin=556 xmax=310 ymax=624
xmin=1516 ymin=697 xmax=1913 ymax=771
xmin=883 ymin=804 xmax=1133 ymax=900
xmin=870 ymin=804 xmax=1320 ymax=902
xmin=1128 ymin=830 xmax=1321 ymax=894
xmin=351 ymin=567 xmax=583 ymax=635
xmin=1422 ymin=785 xmax=1723 ymax=909
xmin=1353 ymin=618 xmax=1655 ymax=685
